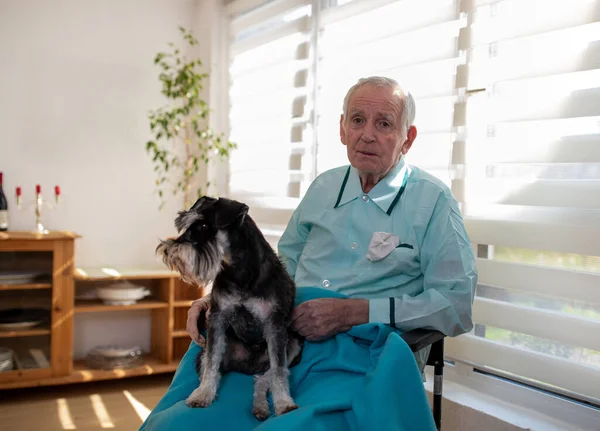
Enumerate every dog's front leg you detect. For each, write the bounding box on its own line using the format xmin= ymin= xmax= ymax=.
xmin=186 ymin=311 xmax=227 ymax=408
xmin=265 ymin=325 xmax=298 ymax=416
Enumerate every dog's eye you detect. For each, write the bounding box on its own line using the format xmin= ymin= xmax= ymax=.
xmin=196 ymin=223 xmax=209 ymax=231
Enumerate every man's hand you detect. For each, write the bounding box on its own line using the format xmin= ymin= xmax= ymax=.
xmin=291 ymin=298 xmax=369 ymax=341
xmin=187 ymin=294 xmax=211 ymax=347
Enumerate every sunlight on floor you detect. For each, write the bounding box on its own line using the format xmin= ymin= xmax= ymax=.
xmin=90 ymin=394 xmax=115 ymax=429
xmin=42 ymin=378 xmax=171 ymax=431
xmin=123 ymin=390 xmax=152 ymax=422
xmin=57 ymin=398 xmax=77 ymax=430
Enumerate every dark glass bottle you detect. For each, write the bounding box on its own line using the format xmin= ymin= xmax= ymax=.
xmin=0 ymin=172 xmax=8 ymax=231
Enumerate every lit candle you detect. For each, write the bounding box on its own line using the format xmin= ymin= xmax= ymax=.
xmin=55 ymin=185 xmax=60 ymax=204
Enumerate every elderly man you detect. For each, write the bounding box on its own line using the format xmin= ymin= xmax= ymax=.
xmin=187 ymin=76 xmax=477 ymax=374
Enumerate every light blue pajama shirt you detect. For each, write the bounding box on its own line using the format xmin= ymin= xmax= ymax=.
xmin=277 ymin=156 xmax=478 ymax=371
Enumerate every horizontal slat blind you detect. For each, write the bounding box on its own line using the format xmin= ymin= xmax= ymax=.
xmin=315 ymin=0 xmax=462 ymax=184
xmin=227 ymin=0 xmax=312 ymax=246
xmin=225 ymin=0 xmax=600 ymax=404
xmin=448 ymin=0 xmax=600 ymax=404
xmin=446 ymin=335 xmax=600 ymax=404
xmin=475 ymin=258 xmax=600 ymax=305
xmin=473 ymin=297 xmax=600 ymax=352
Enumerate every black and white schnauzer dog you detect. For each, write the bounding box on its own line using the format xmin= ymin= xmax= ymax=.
xmin=156 ymin=196 xmax=303 ymax=420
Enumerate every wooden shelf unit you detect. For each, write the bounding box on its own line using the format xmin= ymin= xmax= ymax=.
xmin=173 ymin=300 xmax=195 ymax=307
xmin=0 ymin=283 xmax=52 ymax=291
xmin=74 ymin=299 xmax=170 ymax=313
xmin=0 ymin=325 xmax=51 ymax=339
xmin=171 ymin=330 xmax=190 ymax=338
xmin=0 ymin=232 xmax=204 ymax=390
xmin=0 ymin=357 xmax=181 ymax=390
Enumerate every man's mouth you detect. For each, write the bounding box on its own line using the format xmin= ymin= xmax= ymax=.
xmin=357 ymin=150 xmax=377 ymax=157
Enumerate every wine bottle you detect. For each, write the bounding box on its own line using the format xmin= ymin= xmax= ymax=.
xmin=0 ymin=172 xmax=8 ymax=231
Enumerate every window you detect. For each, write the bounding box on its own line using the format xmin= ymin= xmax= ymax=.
xmin=449 ymin=0 xmax=600 ymax=405
xmin=227 ymin=0 xmax=313 ymax=248
xmin=316 ymin=0 xmax=461 ymax=185
xmin=225 ymin=0 xmax=600 ymax=405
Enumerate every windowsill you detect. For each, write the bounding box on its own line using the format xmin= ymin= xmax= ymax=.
xmin=423 ymin=364 xmax=599 ymax=431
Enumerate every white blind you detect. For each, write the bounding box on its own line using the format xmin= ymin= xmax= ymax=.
xmin=227 ymin=0 xmax=313 ymax=247
xmin=225 ymin=0 xmax=600 ymax=404
xmin=448 ymin=0 xmax=600 ymax=404
xmin=316 ymin=0 xmax=463 ymax=186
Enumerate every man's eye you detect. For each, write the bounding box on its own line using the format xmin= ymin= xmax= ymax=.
xmin=379 ymin=121 xmax=391 ymax=128
xmin=352 ymin=117 xmax=363 ymax=124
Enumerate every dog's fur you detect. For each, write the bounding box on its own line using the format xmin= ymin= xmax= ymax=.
xmin=156 ymin=196 xmax=303 ymax=420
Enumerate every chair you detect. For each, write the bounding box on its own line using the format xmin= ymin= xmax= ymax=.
xmin=400 ymin=329 xmax=445 ymax=430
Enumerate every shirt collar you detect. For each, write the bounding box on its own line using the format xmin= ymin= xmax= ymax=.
xmin=334 ymin=157 xmax=411 ymax=215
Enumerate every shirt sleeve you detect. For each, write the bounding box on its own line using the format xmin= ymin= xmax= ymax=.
xmin=368 ymin=191 xmax=478 ymax=337
xmin=277 ymin=202 xmax=311 ymax=280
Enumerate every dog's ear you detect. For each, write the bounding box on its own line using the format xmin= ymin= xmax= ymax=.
xmin=214 ymin=198 xmax=249 ymax=229
xmin=190 ymin=196 xmax=217 ymax=212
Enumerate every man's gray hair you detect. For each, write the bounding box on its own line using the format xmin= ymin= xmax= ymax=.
xmin=342 ymin=76 xmax=416 ymax=137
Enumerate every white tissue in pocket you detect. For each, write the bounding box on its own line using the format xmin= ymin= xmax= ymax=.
xmin=366 ymin=232 xmax=401 ymax=262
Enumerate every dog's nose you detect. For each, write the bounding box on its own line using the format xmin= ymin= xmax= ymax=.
xmin=176 ymin=230 xmax=191 ymax=242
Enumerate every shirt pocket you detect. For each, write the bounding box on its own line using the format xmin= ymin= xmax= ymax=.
xmin=371 ymin=243 xmax=419 ymax=277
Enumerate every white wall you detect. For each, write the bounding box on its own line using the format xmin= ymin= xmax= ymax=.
xmin=0 ymin=0 xmax=227 ymax=358
xmin=0 ymin=0 xmax=218 ymax=268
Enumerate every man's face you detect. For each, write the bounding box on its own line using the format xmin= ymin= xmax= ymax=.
xmin=340 ymin=84 xmax=415 ymax=178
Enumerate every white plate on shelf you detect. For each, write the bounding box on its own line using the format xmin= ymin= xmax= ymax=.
xmin=0 ymin=348 xmax=13 ymax=360
xmin=95 ymin=281 xmax=151 ymax=306
xmin=74 ymin=289 xmax=98 ymax=300
xmin=91 ymin=345 xmax=143 ymax=358
xmin=0 ymin=348 xmax=14 ymax=371
xmin=0 ymin=320 xmax=43 ymax=330
xmin=0 ymin=358 xmax=13 ymax=371
xmin=0 ymin=271 xmax=45 ymax=285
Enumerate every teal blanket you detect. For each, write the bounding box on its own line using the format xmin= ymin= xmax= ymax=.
xmin=140 ymin=287 xmax=436 ymax=431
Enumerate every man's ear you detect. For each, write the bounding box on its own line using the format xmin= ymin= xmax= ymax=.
xmin=339 ymin=114 xmax=347 ymax=146
xmin=401 ymin=125 xmax=417 ymax=155
xmin=214 ymin=198 xmax=249 ymax=229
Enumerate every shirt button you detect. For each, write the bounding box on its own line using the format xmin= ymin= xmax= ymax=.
xmin=350 ymin=242 xmax=358 ymax=250
xmin=322 ymin=279 xmax=331 ymax=288
xmin=362 ymin=195 xmax=369 ymax=202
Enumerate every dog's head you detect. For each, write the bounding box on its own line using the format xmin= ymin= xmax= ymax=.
xmin=156 ymin=196 xmax=249 ymax=286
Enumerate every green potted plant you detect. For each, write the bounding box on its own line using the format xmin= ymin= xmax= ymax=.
xmin=146 ymin=26 xmax=235 ymax=210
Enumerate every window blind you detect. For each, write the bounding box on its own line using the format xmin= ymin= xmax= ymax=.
xmin=226 ymin=0 xmax=313 ymax=248
xmin=225 ymin=0 xmax=600 ymax=405
xmin=448 ymin=0 xmax=600 ymax=404
xmin=315 ymin=0 xmax=463 ymax=187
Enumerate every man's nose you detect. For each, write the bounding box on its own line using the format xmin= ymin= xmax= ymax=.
xmin=361 ymin=122 xmax=376 ymax=143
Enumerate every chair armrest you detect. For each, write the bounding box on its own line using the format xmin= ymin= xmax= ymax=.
xmin=400 ymin=328 xmax=445 ymax=352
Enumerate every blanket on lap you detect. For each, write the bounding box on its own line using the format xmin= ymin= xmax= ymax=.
xmin=139 ymin=287 xmax=436 ymax=431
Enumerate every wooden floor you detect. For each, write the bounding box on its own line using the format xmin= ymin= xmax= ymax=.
xmin=0 ymin=373 xmax=174 ymax=431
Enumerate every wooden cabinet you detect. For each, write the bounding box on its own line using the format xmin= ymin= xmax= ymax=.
xmin=0 ymin=231 xmax=203 ymax=390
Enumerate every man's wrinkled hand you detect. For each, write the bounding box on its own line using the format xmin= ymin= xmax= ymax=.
xmin=291 ymin=298 xmax=355 ymax=341
xmin=187 ymin=295 xmax=211 ymax=347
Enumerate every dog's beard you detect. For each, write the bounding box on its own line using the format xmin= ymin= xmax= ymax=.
xmin=156 ymin=231 xmax=229 ymax=286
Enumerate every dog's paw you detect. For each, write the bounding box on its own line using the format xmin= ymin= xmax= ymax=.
xmin=186 ymin=387 xmax=216 ymax=408
xmin=252 ymin=393 xmax=271 ymax=421
xmin=252 ymin=405 xmax=271 ymax=421
xmin=274 ymin=402 xmax=298 ymax=416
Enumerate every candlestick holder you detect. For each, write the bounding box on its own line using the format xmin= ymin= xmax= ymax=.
xmin=16 ymin=185 xmax=61 ymax=234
